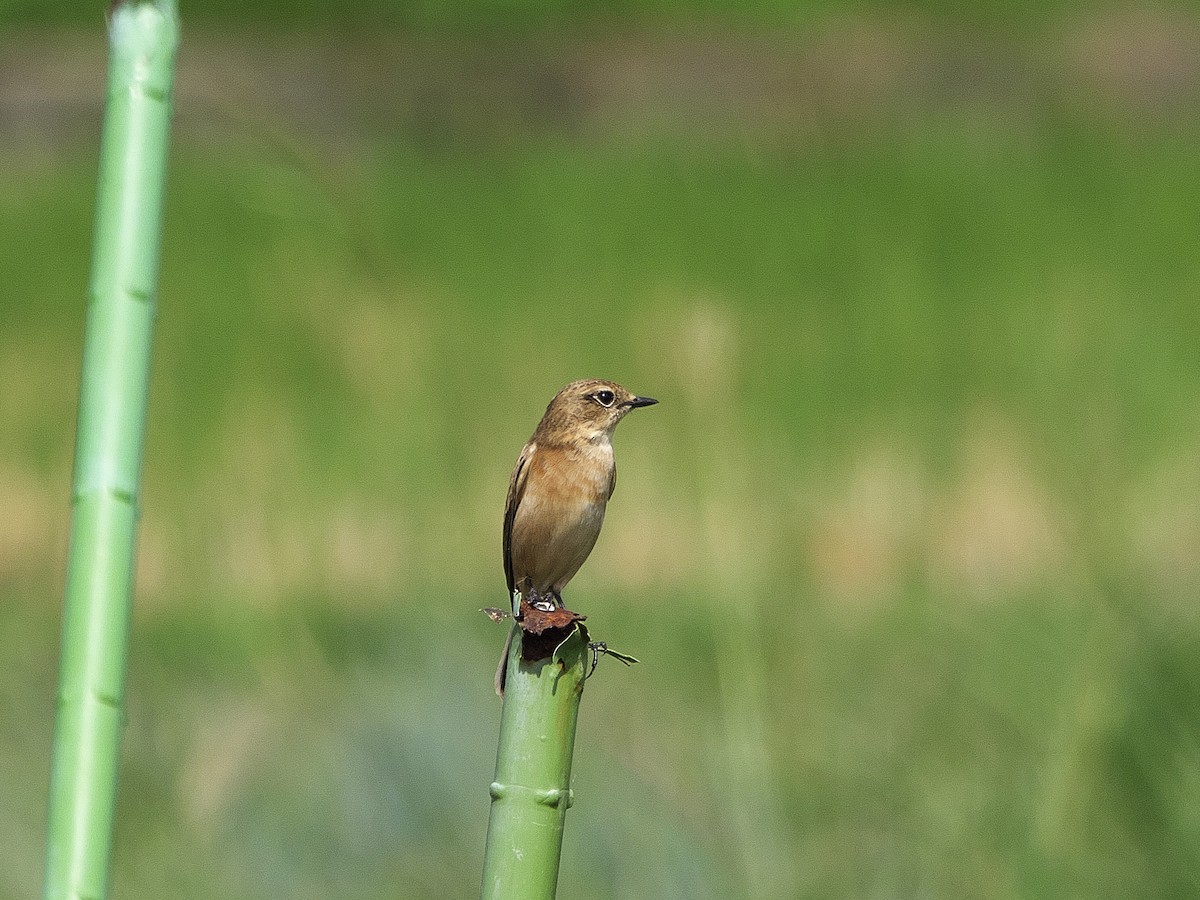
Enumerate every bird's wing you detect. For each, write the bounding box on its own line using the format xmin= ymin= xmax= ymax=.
xmin=502 ymin=441 xmax=535 ymax=597
xmin=608 ymin=460 xmax=617 ymax=500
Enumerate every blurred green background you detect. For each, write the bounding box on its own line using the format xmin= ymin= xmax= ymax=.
xmin=4 ymin=2 xmax=1200 ymax=898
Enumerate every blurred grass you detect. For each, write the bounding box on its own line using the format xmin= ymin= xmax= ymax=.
xmin=0 ymin=0 xmax=1102 ymax=30
xmin=4 ymin=13 xmax=1200 ymax=900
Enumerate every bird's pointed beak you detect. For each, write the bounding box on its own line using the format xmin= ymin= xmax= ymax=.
xmin=626 ymin=395 xmax=658 ymax=408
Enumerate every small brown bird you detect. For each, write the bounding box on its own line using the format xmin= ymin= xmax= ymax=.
xmin=495 ymin=379 xmax=657 ymax=695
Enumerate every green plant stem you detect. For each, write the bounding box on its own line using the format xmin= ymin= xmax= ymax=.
xmin=482 ymin=626 xmax=588 ymax=900
xmin=42 ymin=3 xmax=178 ymax=899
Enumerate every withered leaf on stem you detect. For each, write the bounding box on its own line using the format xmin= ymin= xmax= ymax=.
xmin=517 ymin=596 xmax=587 ymax=664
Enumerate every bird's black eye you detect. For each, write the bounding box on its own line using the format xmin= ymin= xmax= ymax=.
xmin=593 ymin=389 xmax=616 ymax=407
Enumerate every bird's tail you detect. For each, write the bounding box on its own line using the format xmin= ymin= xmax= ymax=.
xmin=494 ymin=625 xmax=516 ymax=697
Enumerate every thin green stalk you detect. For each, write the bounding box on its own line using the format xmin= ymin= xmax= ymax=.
xmin=42 ymin=3 xmax=178 ymax=899
xmin=482 ymin=626 xmax=588 ymax=900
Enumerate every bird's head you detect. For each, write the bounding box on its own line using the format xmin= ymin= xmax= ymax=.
xmin=534 ymin=379 xmax=658 ymax=444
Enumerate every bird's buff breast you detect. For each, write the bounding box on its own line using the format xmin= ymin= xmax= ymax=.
xmin=510 ymin=443 xmax=612 ymax=592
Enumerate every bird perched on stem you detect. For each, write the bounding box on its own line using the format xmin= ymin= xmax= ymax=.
xmin=495 ymin=379 xmax=657 ymax=695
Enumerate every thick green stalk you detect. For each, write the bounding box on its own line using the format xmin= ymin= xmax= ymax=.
xmin=482 ymin=627 xmax=588 ymax=900
xmin=42 ymin=3 xmax=178 ymax=899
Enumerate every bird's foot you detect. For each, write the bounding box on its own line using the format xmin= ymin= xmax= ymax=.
xmin=530 ymin=587 xmax=558 ymax=613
